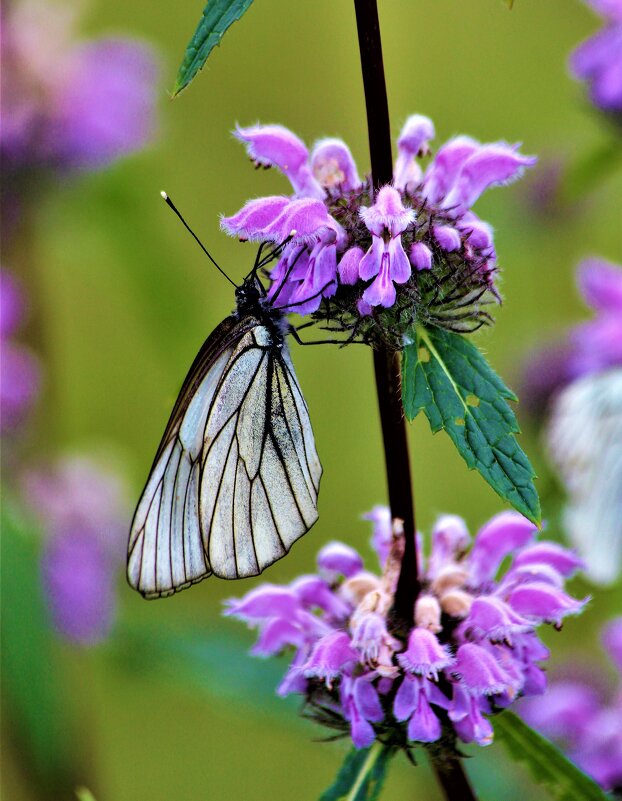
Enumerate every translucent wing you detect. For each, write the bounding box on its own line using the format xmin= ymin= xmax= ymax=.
xmin=547 ymin=369 xmax=622 ymax=585
xmin=127 ymin=318 xmax=321 ymax=597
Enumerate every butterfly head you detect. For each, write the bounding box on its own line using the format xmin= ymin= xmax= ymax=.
xmin=235 ymin=278 xmax=264 ymax=315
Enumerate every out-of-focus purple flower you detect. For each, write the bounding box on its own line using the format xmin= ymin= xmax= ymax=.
xmin=221 ymin=116 xmax=534 ymax=339
xmin=0 ymin=270 xmax=40 ymax=432
xmin=571 ymin=259 xmax=622 ymax=375
xmin=570 ymin=0 xmax=622 ymax=114
xmin=24 ymin=456 xmax=129 ymax=645
xmin=1 ymin=0 xmax=158 ymax=175
xmin=521 ymin=617 xmax=622 ymax=792
xmin=520 ymin=257 xmax=622 ymax=417
xmin=226 ymin=508 xmax=584 ymax=750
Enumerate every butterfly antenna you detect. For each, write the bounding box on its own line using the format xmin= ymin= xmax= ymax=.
xmin=160 ymin=191 xmax=238 ymax=288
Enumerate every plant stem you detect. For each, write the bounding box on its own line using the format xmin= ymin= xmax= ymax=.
xmin=353 ymin=0 xmax=419 ymax=632
xmin=353 ymin=3 xmax=478 ymax=800
xmin=431 ymin=755 xmax=478 ymax=801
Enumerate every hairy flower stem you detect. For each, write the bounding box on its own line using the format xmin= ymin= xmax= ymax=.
xmin=353 ymin=0 xmax=419 ymax=633
xmin=353 ymin=3 xmax=478 ymax=800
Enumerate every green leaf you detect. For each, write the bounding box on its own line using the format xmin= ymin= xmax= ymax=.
xmin=402 ymin=325 xmax=540 ymax=524
xmin=1 ymin=492 xmax=74 ymax=795
xmin=173 ymin=0 xmax=255 ymax=96
xmin=494 ymin=712 xmax=610 ymax=801
xmin=76 ymin=789 xmax=98 ymax=801
xmin=320 ymin=743 xmax=393 ymax=801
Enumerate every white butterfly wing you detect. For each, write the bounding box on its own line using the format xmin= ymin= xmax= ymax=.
xmin=202 ymin=325 xmax=321 ymax=578
xmin=127 ymin=318 xmax=321 ymax=597
xmin=547 ymin=369 xmax=622 ymax=585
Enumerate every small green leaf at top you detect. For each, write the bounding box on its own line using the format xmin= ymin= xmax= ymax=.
xmin=173 ymin=0 xmax=255 ymax=96
xmin=494 ymin=712 xmax=611 ymax=801
xmin=402 ymin=325 xmax=541 ymax=524
xmin=320 ymin=744 xmax=394 ymax=801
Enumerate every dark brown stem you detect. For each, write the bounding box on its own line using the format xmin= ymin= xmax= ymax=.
xmin=431 ymin=755 xmax=478 ymax=801
xmin=353 ymin=2 xmax=478 ymax=800
xmin=372 ymin=348 xmax=419 ymax=631
xmin=354 ymin=0 xmax=419 ymax=631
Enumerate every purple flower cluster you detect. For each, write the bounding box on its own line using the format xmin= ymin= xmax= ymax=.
xmin=570 ymin=0 xmax=622 ymax=114
xmin=521 ymin=618 xmax=622 ymax=792
xmin=226 ymin=508 xmax=586 ymax=750
xmin=221 ymin=118 xmax=535 ymax=344
xmin=1 ymin=269 xmax=40 ymax=433
xmin=521 ymin=257 xmax=622 ymax=417
xmin=24 ymin=457 xmax=129 ymax=645
xmin=1 ymin=0 xmax=158 ymax=176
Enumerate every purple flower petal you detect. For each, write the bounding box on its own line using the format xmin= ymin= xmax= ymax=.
xmin=360 ymin=186 xmax=415 ymax=238
xmin=310 ymin=138 xmax=361 ymax=191
xmin=443 ymin=144 xmax=537 ymax=210
xmin=394 ymin=675 xmax=418 ymax=721
xmin=350 ymin=612 xmax=392 ymax=663
xmin=361 ymin=249 xmax=396 ymax=308
xmin=280 ymin=232 xmax=338 ymax=314
xmin=251 ymin=618 xmax=305 ymax=656
xmin=408 ymin=689 xmax=443 ymax=743
xmin=338 ymin=247 xmax=365 ymax=285
xmin=360 ymin=236 xmax=411 ymax=308
xmin=317 ymin=541 xmax=364 ymax=581
xmin=461 ymin=596 xmax=533 ymax=645
xmin=394 ymin=114 xmax=435 ymax=191
xmin=422 ymin=136 xmax=480 ymax=203
xmin=602 ymin=617 xmax=622 ymax=672
xmin=363 ymin=505 xmax=393 ymax=568
xmin=224 ymin=585 xmax=301 ymax=621
xmin=508 ymin=582 xmax=588 ymax=626
xmin=520 ymin=680 xmax=601 ymax=743
xmin=468 ymin=511 xmax=537 ymax=585
xmin=304 ymin=631 xmax=358 ymax=683
xmin=458 ymin=216 xmax=494 ymax=252
xmin=397 ymin=627 xmax=454 ymax=678
xmin=409 ymin=241 xmax=433 ymax=271
xmin=235 ymin=124 xmax=323 ymax=198
xmin=452 ymin=643 xmax=517 ymax=696
xmin=220 ymin=196 xmax=291 ymax=240
xmin=433 ymin=224 xmax=461 ymax=252
xmin=264 ymin=198 xmax=337 ymax=244
xmin=570 ymin=25 xmax=622 ymax=111
xmin=577 ymin=258 xmax=622 ymax=314
xmin=353 ymin=677 xmax=384 ymax=722
xmin=428 ymin=514 xmax=470 ymax=578
xmin=41 ymin=529 xmax=117 ymax=645
xmin=1 ymin=340 xmax=40 ymax=431
xmin=51 ymin=39 xmax=158 ymax=171
xmin=291 ymin=575 xmax=350 ymax=619
xmin=512 ymin=543 xmax=585 ymax=578
xmin=451 ymin=689 xmax=494 ymax=746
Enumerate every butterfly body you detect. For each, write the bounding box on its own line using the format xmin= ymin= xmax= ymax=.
xmin=127 ymin=277 xmax=322 ymax=598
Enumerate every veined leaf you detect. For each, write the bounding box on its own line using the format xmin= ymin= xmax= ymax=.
xmin=173 ymin=0 xmax=255 ymax=96
xmin=494 ymin=712 xmax=610 ymax=801
xmin=320 ymin=743 xmax=393 ymax=801
xmin=402 ymin=326 xmax=540 ymax=524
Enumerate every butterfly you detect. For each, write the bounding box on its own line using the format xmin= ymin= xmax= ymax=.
xmin=127 ymin=195 xmax=322 ymax=598
xmin=547 ymin=369 xmax=622 ymax=585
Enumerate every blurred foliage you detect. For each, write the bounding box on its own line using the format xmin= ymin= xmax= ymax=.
xmin=3 ymin=0 xmax=622 ymax=800
xmin=494 ymin=712 xmax=610 ymax=801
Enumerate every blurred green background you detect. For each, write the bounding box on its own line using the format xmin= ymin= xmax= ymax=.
xmin=3 ymin=0 xmax=622 ymax=799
